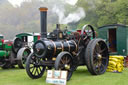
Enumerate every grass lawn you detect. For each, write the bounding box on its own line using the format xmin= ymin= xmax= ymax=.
xmin=0 ymin=66 xmax=128 ymax=85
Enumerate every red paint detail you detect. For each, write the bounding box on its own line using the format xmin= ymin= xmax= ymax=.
xmin=1 ymin=39 xmax=4 ymax=43
xmin=8 ymin=41 xmax=13 ymax=46
xmin=38 ymin=36 xmax=41 ymax=40
xmin=8 ymin=44 xmax=12 ymax=46
xmin=77 ymin=30 xmax=86 ymax=34
xmin=126 ymin=56 xmax=128 ymax=62
xmin=77 ymin=30 xmax=81 ymax=34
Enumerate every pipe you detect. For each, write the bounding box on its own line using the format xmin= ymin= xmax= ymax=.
xmin=56 ymin=24 xmax=60 ymax=30
xmin=39 ymin=7 xmax=48 ymax=39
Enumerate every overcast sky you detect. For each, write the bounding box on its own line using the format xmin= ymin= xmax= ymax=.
xmin=8 ymin=0 xmax=31 ymax=7
xmin=8 ymin=0 xmax=78 ymax=7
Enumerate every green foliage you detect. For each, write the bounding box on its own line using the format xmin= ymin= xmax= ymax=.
xmin=76 ymin=0 xmax=128 ymax=29
xmin=96 ymin=0 xmax=128 ymax=27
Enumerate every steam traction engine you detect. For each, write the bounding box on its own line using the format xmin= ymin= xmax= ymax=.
xmin=13 ymin=33 xmax=40 ymax=68
xmin=0 ymin=33 xmax=40 ymax=69
xmin=0 ymin=35 xmax=14 ymax=69
xmin=26 ymin=7 xmax=109 ymax=80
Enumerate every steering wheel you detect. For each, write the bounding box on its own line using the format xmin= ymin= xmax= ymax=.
xmin=81 ymin=24 xmax=95 ymax=40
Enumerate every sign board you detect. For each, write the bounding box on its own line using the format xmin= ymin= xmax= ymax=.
xmin=46 ymin=70 xmax=67 ymax=85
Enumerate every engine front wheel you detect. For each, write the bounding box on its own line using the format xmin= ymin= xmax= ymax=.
xmin=85 ymin=39 xmax=109 ymax=75
xmin=17 ymin=47 xmax=31 ymax=69
xmin=26 ymin=53 xmax=46 ymax=79
xmin=54 ymin=52 xmax=74 ymax=81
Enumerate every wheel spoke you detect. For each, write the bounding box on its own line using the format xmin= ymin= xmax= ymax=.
xmin=59 ymin=64 xmax=65 ymax=69
xmin=100 ymin=48 xmax=106 ymax=54
xmin=67 ymin=59 xmax=71 ymax=64
xmin=94 ymin=44 xmax=100 ymax=53
xmin=97 ymin=45 xmax=101 ymax=53
xmin=38 ymin=67 xmax=42 ymax=72
xmin=98 ymin=63 xmax=101 ymax=72
xmin=93 ymin=59 xmax=98 ymax=65
xmin=61 ymin=57 xmax=65 ymax=64
xmin=101 ymin=63 xmax=105 ymax=70
xmin=102 ymin=57 xmax=107 ymax=60
xmin=31 ymin=67 xmax=35 ymax=73
xmin=65 ymin=56 xmax=68 ymax=63
xmin=36 ymin=68 xmax=39 ymax=75
xmin=60 ymin=59 xmax=64 ymax=64
xmin=34 ymin=69 xmax=37 ymax=75
xmin=30 ymin=66 xmax=34 ymax=69
xmin=88 ymin=31 xmax=93 ymax=37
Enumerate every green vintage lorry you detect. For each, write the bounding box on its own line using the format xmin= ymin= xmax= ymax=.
xmin=0 ymin=33 xmax=40 ymax=69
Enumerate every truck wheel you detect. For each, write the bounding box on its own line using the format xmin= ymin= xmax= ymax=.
xmin=54 ymin=52 xmax=73 ymax=81
xmin=85 ymin=39 xmax=109 ymax=75
xmin=26 ymin=53 xmax=46 ymax=79
xmin=17 ymin=47 xmax=31 ymax=69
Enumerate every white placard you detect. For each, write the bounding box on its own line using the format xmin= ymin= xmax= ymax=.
xmin=46 ymin=70 xmax=67 ymax=85
xmin=47 ymin=70 xmax=53 ymax=78
xmin=61 ymin=71 xmax=67 ymax=79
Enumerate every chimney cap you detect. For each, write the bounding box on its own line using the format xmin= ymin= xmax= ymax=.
xmin=39 ymin=7 xmax=48 ymax=12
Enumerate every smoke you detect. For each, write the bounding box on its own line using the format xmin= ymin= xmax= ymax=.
xmin=52 ymin=0 xmax=85 ymax=24
xmin=62 ymin=8 xmax=85 ymax=24
xmin=53 ymin=6 xmax=85 ymax=24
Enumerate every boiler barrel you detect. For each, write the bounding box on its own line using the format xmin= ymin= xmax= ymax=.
xmin=33 ymin=40 xmax=77 ymax=58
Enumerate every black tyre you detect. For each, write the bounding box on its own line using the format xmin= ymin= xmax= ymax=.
xmin=84 ymin=39 xmax=95 ymax=74
xmin=85 ymin=39 xmax=109 ymax=75
xmin=12 ymin=37 xmax=23 ymax=54
xmin=17 ymin=48 xmax=31 ymax=69
xmin=26 ymin=53 xmax=46 ymax=79
xmin=54 ymin=52 xmax=74 ymax=81
xmin=1 ymin=62 xmax=11 ymax=69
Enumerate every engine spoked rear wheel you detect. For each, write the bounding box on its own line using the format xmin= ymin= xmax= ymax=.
xmin=85 ymin=39 xmax=109 ymax=75
xmin=55 ymin=52 xmax=74 ymax=81
xmin=26 ymin=53 xmax=46 ymax=79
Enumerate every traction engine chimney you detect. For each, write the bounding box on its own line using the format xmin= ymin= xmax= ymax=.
xmin=39 ymin=7 xmax=48 ymax=39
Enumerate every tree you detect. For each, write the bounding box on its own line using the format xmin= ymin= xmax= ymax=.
xmin=96 ymin=0 xmax=128 ymax=27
